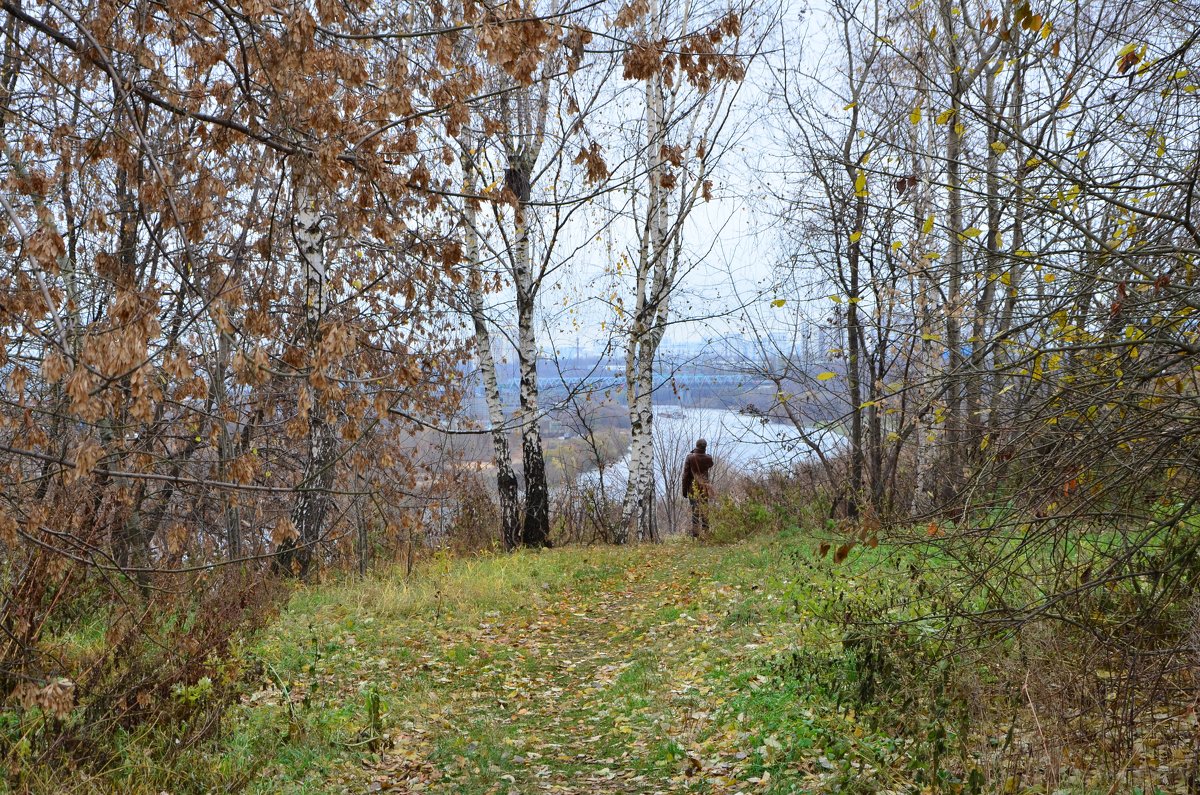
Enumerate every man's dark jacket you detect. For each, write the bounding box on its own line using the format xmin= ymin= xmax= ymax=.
xmin=681 ymin=447 xmax=714 ymax=499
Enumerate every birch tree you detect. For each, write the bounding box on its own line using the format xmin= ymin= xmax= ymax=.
xmin=461 ymin=2 xmax=611 ymax=549
xmin=285 ymin=165 xmax=337 ymax=576
xmin=459 ymin=133 xmax=522 ymax=550
xmin=499 ymin=73 xmax=556 ymax=548
xmin=615 ymin=0 xmax=750 ymax=543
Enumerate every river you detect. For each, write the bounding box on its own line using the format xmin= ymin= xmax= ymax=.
xmin=578 ymin=405 xmax=842 ymax=490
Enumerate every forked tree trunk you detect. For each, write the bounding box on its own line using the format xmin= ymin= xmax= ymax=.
xmin=496 ymin=67 xmax=552 ymax=548
xmin=620 ymin=62 xmax=672 ymax=544
xmin=461 ymin=151 xmax=522 ymax=550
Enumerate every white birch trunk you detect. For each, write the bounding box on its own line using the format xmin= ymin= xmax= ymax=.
xmin=620 ymin=60 xmax=672 ymax=543
xmin=910 ymin=266 xmax=941 ymax=516
xmin=619 ymin=98 xmax=659 ymax=540
xmin=513 ymin=199 xmax=551 ymax=547
xmin=287 ymin=168 xmax=336 ymax=576
xmin=461 ymin=153 xmax=522 ymax=550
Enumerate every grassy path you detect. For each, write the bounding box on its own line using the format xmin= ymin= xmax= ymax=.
xmin=47 ymin=525 xmax=1192 ymax=793
xmin=221 ymin=531 xmax=923 ymax=794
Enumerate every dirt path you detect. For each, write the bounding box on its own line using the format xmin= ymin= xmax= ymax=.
xmin=354 ymin=545 xmax=774 ymax=794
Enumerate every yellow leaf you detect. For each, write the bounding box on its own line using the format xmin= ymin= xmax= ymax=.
xmin=850 ymin=230 xmax=862 ymax=243
xmin=829 ymin=295 xmax=844 ymax=304
xmin=1044 ymin=273 xmax=1056 ymax=283
xmin=1040 ymin=20 xmax=1052 ymax=38
xmin=1000 ymin=272 xmax=1011 ymax=286
xmin=816 ymin=372 xmax=837 ymax=381
xmin=954 ymin=121 xmax=965 ymax=136
xmin=770 ymin=298 xmax=786 ymax=308
xmin=922 ymin=214 xmax=935 ymax=234
xmin=961 ymin=227 xmax=983 ymax=239
xmin=935 ymin=108 xmax=955 ymax=125
xmin=891 ymin=241 xmax=903 ymax=251
xmin=854 ymin=170 xmax=868 ymax=196
xmin=1118 ymin=42 xmax=1138 ymax=57
xmin=1171 ymin=69 xmax=1189 ymax=80
xmin=990 ymin=141 xmax=1008 ymax=155
xmin=910 ymin=106 xmax=922 ymax=125
xmin=844 ymin=102 xmax=858 ymax=110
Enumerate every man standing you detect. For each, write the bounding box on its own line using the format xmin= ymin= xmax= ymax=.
xmin=681 ymin=438 xmax=714 ymax=538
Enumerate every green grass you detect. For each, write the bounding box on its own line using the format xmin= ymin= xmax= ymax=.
xmin=192 ymin=530 xmax=962 ymax=794
xmin=13 ymin=517 xmax=1185 ymax=793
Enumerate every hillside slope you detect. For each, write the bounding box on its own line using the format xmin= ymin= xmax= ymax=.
xmin=86 ymin=528 xmax=1189 ymax=794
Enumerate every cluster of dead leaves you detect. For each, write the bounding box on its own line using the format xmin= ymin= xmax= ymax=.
xmin=10 ymin=677 xmax=75 ymax=719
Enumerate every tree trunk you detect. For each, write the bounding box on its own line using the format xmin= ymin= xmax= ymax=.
xmin=939 ymin=0 xmax=966 ymax=507
xmin=215 ymin=327 xmax=241 ymax=559
xmin=942 ymin=101 xmax=964 ymax=504
xmin=286 ymin=168 xmax=337 ymax=577
xmin=845 ymin=191 xmax=867 ymax=518
xmin=462 ymin=151 xmax=522 ymax=550
xmin=622 ymin=359 xmax=658 ymax=543
xmin=513 ymin=200 xmax=551 ymax=548
xmin=620 ymin=63 xmax=674 ymax=543
xmin=908 ymin=93 xmax=939 ymax=516
xmin=964 ymin=67 xmax=1001 ymax=466
xmin=988 ymin=60 xmax=1026 ymax=435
